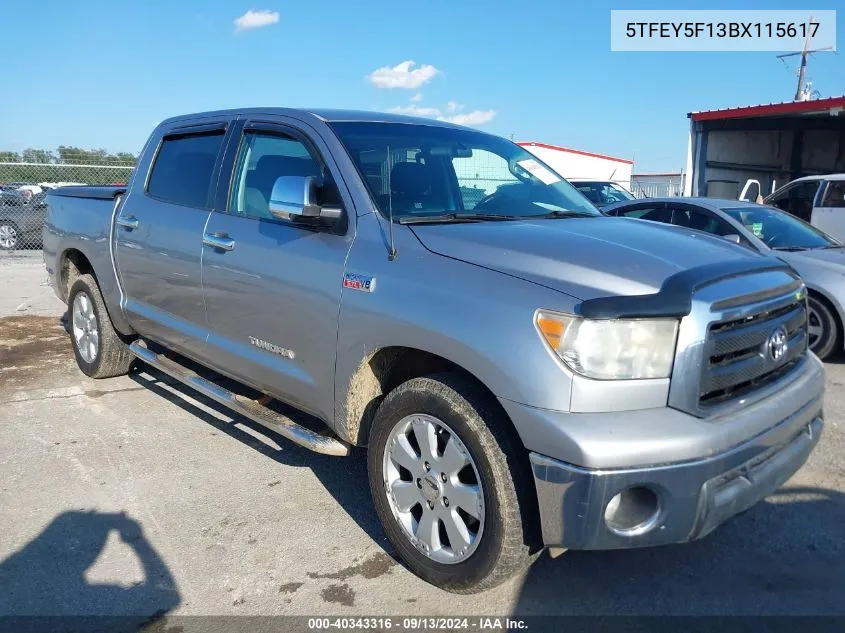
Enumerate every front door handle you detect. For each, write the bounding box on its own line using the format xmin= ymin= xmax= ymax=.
xmin=115 ymin=215 xmax=139 ymax=230
xmin=203 ymin=233 xmax=236 ymax=251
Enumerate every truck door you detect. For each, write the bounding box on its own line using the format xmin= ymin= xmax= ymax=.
xmin=200 ymin=120 xmax=354 ymax=421
xmin=766 ymin=180 xmax=820 ymax=225
xmin=812 ymin=180 xmax=845 ymax=242
xmin=113 ymin=121 xmax=229 ymax=358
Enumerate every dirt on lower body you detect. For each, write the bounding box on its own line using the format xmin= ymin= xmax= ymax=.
xmin=0 ymin=315 xmax=73 ymax=389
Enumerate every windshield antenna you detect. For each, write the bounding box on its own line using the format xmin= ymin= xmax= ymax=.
xmin=386 ymin=144 xmax=397 ymax=261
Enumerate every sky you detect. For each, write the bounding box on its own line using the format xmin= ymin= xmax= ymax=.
xmin=2 ymin=0 xmax=844 ymax=172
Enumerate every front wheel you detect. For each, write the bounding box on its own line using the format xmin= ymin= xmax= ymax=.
xmin=367 ymin=373 xmax=538 ymax=593
xmin=0 ymin=222 xmax=19 ymax=250
xmin=808 ymin=295 xmax=840 ymax=360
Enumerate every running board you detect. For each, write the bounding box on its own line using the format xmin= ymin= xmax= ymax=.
xmin=129 ymin=341 xmax=351 ymax=457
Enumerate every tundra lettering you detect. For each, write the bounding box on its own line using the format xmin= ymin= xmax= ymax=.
xmin=249 ymin=336 xmax=295 ymax=360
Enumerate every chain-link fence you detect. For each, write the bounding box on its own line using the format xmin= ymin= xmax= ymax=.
xmin=630 ymin=173 xmax=686 ymax=199
xmin=0 ymin=162 xmax=134 ymax=251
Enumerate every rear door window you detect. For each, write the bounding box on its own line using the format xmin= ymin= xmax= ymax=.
xmin=147 ymin=131 xmax=225 ymax=208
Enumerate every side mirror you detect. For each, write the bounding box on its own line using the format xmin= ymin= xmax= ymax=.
xmin=722 ymin=234 xmax=741 ymax=244
xmin=268 ymin=175 xmax=344 ymax=224
xmin=268 ymin=176 xmax=321 ymax=220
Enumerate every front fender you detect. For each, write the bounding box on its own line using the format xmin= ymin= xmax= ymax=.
xmin=333 ymin=214 xmax=578 ymax=442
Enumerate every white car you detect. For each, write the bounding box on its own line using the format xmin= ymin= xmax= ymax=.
xmin=745 ymin=174 xmax=845 ymax=243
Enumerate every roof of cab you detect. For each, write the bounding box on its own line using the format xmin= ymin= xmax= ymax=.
xmin=785 ymin=174 xmax=845 ymax=183
xmin=604 ymin=197 xmax=765 ymax=212
xmin=159 ymin=107 xmax=472 ymax=131
xmin=637 ymin=197 xmax=765 ymax=208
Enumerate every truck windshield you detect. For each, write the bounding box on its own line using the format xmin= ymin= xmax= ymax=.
xmin=329 ymin=122 xmax=600 ymax=222
xmin=722 ymin=206 xmax=840 ymax=250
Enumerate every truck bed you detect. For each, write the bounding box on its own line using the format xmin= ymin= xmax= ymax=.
xmin=42 ymin=185 xmax=130 ymax=334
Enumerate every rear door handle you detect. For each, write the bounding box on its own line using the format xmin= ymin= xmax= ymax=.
xmin=203 ymin=233 xmax=236 ymax=251
xmin=115 ymin=215 xmax=139 ymax=230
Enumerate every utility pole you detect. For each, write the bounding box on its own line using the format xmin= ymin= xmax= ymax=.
xmin=776 ymin=15 xmax=833 ymax=101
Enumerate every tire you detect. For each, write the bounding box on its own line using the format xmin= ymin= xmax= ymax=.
xmin=808 ymin=295 xmax=840 ymax=361
xmin=67 ymin=274 xmax=134 ymax=378
xmin=0 ymin=221 xmax=18 ymax=250
xmin=367 ymin=372 xmax=539 ymax=593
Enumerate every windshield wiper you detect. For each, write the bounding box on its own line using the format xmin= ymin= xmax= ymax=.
xmin=526 ymin=210 xmax=598 ymax=219
xmin=771 ymin=246 xmax=808 ymax=252
xmin=398 ymin=213 xmax=519 ymax=225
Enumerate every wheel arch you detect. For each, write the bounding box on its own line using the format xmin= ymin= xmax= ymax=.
xmin=59 ymin=248 xmax=95 ymax=302
xmin=338 ymin=345 xmax=524 ymax=450
xmin=58 ymin=246 xmax=135 ymax=336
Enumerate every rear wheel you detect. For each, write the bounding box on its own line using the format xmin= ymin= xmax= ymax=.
xmin=0 ymin=222 xmax=18 ymax=250
xmin=367 ymin=373 xmax=538 ymax=593
xmin=808 ymin=295 xmax=840 ymax=360
xmin=68 ymin=274 xmax=134 ymax=378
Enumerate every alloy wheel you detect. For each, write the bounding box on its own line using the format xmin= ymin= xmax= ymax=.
xmin=0 ymin=224 xmax=17 ymax=249
xmin=382 ymin=414 xmax=485 ymax=564
xmin=72 ymin=291 xmax=99 ymax=364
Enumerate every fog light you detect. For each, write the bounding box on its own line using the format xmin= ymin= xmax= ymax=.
xmin=604 ymin=486 xmax=661 ymax=536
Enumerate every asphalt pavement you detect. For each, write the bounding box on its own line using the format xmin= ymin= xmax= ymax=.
xmin=1 ymin=251 xmax=843 ymax=619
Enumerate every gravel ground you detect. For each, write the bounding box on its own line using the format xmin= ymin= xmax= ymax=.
xmin=0 ymin=252 xmax=843 ymax=619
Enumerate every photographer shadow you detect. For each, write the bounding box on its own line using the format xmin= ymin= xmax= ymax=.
xmin=0 ymin=510 xmax=180 ymax=621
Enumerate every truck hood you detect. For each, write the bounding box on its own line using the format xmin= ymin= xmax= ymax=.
xmin=410 ymin=217 xmax=769 ymax=301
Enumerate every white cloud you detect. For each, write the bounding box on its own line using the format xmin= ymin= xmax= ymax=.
xmin=447 ymin=101 xmax=464 ymax=113
xmin=437 ymin=110 xmax=496 ymax=126
xmin=368 ymin=60 xmax=440 ymax=89
xmin=388 ymin=104 xmax=443 ymax=117
xmin=234 ymin=9 xmax=280 ymax=33
xmin=410 ymin=92 xmax=423 ymax=103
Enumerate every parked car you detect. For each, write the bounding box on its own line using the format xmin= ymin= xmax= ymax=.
xmin=4 ymin=182 xmax=43 ymax=202
xmin=604 ymin=197 xmax=845 ymax=359
xmin=0 ymin=188 xmax=25 ymax=206
xmin=44 ymin=108 xmax=824 ymax=593
xmin=568 ymin=179 xmax=636 ymax=208
xmin=741 ymin=174 xmax=845 ymax=242
xmin=0 ymin=198 xmax=47 ymax=250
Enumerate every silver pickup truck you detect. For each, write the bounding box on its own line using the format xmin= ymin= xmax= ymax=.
xmin=43 ymin=109 xmax=824 ymax=593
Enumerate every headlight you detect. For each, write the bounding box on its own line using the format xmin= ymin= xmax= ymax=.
xmin=535 ymin=310 xmax=679 ymax=380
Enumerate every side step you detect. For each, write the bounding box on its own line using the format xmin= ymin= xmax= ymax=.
xmin=129 ymin=341 xmax=351 ymax=457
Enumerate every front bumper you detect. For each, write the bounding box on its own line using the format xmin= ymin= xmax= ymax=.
xmin=530 ymin=403 xmax=822 ymax=550
xmin=505 ymin=351 xmax=825 ymax=550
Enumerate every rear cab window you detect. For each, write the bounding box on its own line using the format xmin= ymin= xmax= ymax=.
xmin=146 ymin=130 xmax=226 ymax=208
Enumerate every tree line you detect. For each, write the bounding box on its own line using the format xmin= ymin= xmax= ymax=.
xmin=0 ymin=147 xmax=137 ymax=166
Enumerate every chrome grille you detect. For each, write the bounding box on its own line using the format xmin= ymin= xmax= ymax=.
xmin=700 ymin=297 xmax=808 ymax=406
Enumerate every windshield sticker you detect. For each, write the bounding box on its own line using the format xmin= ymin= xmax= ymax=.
xmin=751 ymin=222 xmax=764 ymax=237
xmin=516 ymin=159 xmax=560 ymax=185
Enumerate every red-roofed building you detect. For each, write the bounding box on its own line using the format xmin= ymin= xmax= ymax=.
xmin=518 ymin=142 xmax=634 ymax=190
xmin=685 ymin=96 xmax=845 ymax=198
